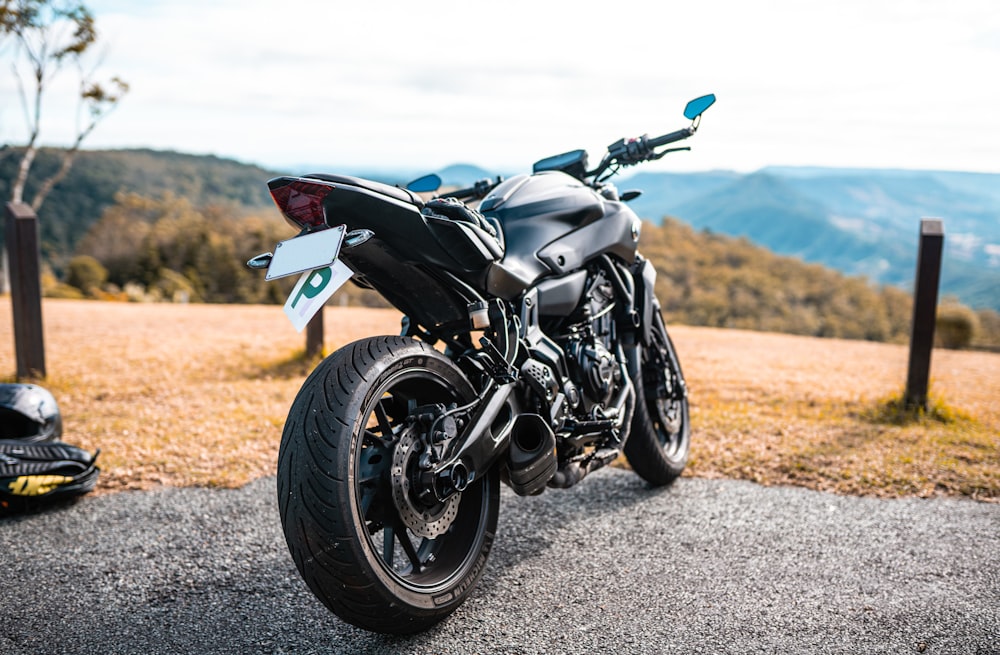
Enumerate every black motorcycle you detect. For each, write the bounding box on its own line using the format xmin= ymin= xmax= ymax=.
xmin=250 ymin=94 xmax=715 ymax=634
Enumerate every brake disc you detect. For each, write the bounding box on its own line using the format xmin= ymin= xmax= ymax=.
xmin=391 ymin=432 xmax=460 ymax=539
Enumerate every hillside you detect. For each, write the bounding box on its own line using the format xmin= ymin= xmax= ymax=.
xmin=641 ymin=218 xmax=914 ymax=343
xmin=621 ymin=167 xmax=1000 ymax=311
xmin=0 ymin=148 xmax=472 ymax=272
xmin=0 ymin=147 xmax=283 ymax=270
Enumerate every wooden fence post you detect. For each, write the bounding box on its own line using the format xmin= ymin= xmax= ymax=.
xmin=5 ymin=202 xmax=47 ymax=379
xmin=306 ymin=309 xmax=324 ymax=358
xmin=904 ymin=219 xmax=944 ymax=410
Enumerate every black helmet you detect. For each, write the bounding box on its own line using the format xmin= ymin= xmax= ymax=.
xmin=0 ymin=384 xmax=63 ymax=443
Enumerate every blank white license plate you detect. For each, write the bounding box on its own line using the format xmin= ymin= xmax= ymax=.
xmin=265 ymin=225 xmax=347 ymax=281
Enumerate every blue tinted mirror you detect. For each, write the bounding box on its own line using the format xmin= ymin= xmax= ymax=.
xmin=683 ymin=94 xmax=716 ymax=120
xmin=405 ymin=173 xmax=441 ymax=193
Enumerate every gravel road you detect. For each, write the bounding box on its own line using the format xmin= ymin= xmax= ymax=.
xmin=1 ymin=469 xmax=997 ymax=654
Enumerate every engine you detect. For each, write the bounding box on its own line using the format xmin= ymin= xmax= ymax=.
xmin=561 ymin=269 xmax=622 ymax=408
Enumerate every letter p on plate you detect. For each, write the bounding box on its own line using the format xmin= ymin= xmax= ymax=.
xmin=283 ymin=260 xmax=353 ymax=332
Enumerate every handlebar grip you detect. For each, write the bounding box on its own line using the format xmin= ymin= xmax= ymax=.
xmin=439 ymin=186 xmax=478 ymax=200
xmin=647 ymin=127 xmax=695 ymax=149
xmin=439 ymin=177 xmax=501 ymax=201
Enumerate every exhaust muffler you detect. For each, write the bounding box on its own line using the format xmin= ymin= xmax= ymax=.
xmin=506 ymin=413 xmax=557 ymax=496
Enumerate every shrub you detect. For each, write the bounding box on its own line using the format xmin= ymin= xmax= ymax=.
xmin=936 ymin=303 xmax=979 ymax=349
xmin=66 ymin=255 xmax=108 ymax=295
xmin=972 ymin=309 xmax=1000 ymax=350
xmin=152 ymin=268 xmax=201 ymax=303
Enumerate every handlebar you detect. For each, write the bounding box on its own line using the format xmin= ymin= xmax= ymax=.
xmin=421 ymin=124 xmax=692 ymax=204
xmin=533 ymin=93 xmax=715 ymax=184
xmin=590 ymin=125 xmax=697 ymax=181
xmin=612 ymin=127 xmax=695 ymax=165
xmin=647 ymin=126 xmax=696 ymax=149
xmin=438 ymin=176 xmax=503 ymax=202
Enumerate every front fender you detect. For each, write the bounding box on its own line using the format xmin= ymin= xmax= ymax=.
xmin=633 ymin=257 xmax=659 ymax=349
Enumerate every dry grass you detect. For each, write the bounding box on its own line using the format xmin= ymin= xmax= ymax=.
xmin=0 ymin=300 xmax=401 ymax=493
xmin=674 ymin=326 xmax=999 ymax=502
xmin=1 ymin=300 xmax=997 ymax=501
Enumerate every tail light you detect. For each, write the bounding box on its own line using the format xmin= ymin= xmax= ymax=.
xmin=267 ymin=177 xmax=335 ymax=230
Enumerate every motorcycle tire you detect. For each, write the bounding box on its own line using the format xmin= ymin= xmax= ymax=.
xmin=624 ymin=312 xmax=691 ymax=486
xmin=277 ymin=336 xmax=500 ymax=634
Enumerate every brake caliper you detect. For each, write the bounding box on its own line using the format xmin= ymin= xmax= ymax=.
xmin=390 ymin=404 xmax=463 ymax=538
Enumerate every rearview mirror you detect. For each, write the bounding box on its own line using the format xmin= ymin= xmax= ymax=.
xmin=683 ymin=94 xmax=716 ymax=121
xmin=405 ymin=174 xmax=441 ymax=193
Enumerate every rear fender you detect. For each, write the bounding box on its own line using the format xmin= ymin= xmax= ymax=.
xmin=340 ymin=237 xmax=471 ymax=331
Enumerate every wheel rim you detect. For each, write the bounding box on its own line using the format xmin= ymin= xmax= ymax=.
xmin=353 ymin=367 xmax=491 ymax=593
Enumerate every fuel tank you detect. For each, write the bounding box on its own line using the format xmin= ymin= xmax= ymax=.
xmin=479 ymin=172 xmax=641 ymax=299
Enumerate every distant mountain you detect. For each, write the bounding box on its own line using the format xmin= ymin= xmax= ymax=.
xmin=619 ymin=171 xmax=738 ymax=213
xmin=670 ymin=172 xmax=912 ymax=283
xmin=620 ymin=167 xmax=1000 ymax=311
xmin=435 ymin=163 xmax=497 ymax=187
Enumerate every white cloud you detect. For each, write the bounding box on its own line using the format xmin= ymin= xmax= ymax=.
xmin=3 ymin=0 xmax=998 ymax=174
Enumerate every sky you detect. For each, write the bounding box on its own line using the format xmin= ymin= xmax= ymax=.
xmin=2 ymin=0 xmax=999 ymax=176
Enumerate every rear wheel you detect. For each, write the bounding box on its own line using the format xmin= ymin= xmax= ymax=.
xmin=277 ymin=336 xmax=499 ymax=634
xmin=624 ymin=313 xmax=691 ymax=485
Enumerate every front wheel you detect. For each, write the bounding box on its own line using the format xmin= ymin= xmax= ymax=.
xmin=277 ymin=336 xmax=500 ymax=634
xmin=624 ymin=313 xmax=691 ymax=485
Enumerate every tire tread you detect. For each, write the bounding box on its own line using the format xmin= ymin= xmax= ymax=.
xmin=623 ymin=327 xmax=691 ymax=487
xmin=277 ymin=335 xmax=497 ymax=634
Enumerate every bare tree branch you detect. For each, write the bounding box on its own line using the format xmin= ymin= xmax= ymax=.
xmin=29 ymin=74 xmax=128 ymax=211
xmin=3 ymin=0 xmax=119 ymax=211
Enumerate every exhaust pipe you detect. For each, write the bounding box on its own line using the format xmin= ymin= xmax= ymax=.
xmin=507 ymin=413 xmax=557 ymax=496
xmin=548 ymin=447 xmax=619 ymax=489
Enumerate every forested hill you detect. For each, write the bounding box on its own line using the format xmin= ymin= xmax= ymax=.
xmin=643 ymin=218 xmax=913 ymax=343
xmin=621 ymin=167 xmax=1000 ymax=312
xmin=0 ymin=147 xmax=283 ymax=268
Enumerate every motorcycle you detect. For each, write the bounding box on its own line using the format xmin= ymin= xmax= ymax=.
xmin=249 ymin=93 xmax=716 ymax=634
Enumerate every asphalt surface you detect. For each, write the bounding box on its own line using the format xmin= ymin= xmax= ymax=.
xmin=1 ymin=469 xmax=997 ymax=655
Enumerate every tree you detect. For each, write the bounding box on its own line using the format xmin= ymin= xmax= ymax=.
xmin=2 ymin=0 xmax=126 ymax=379
xmin=1 ymin=0 xmax=128 ymax=212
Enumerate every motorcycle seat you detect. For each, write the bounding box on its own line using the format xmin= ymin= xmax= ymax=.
xmin=305 ymin=173 xmax=424 ymax=208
